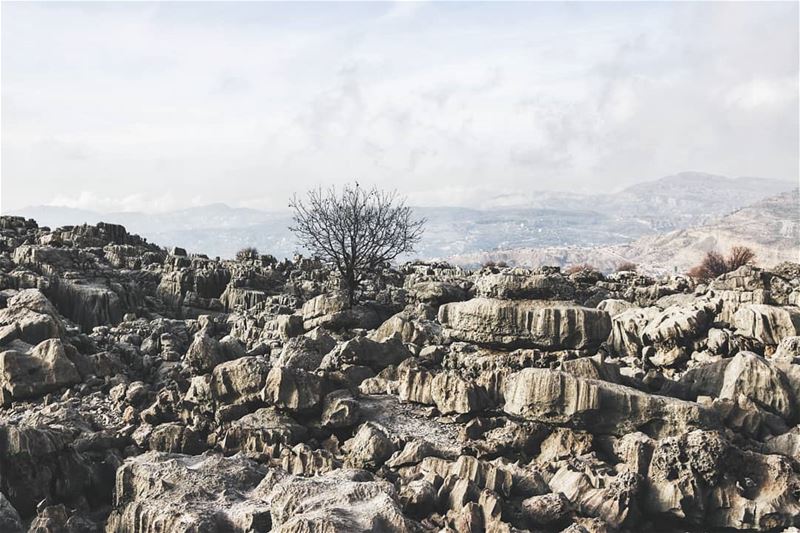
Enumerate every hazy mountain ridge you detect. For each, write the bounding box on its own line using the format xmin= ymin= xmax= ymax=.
xmin=9 ymin=172 xmax=796 ymax=261
xmin=451 ymin=188 xmax=800 ymax=273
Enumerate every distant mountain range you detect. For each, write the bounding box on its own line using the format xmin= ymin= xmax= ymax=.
xmin=451 ymin=188 xmax=800 ymax=273
xmin=8 ymin=172 xmax=797 ymax=265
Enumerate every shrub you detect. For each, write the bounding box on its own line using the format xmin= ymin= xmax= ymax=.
xmin=565 ymin=263 xmax=597 ymax=275
xmin=615 ymin=261 xmax=638 ymax=273
xmin=236 ymin=246 xmax=259 ymax=261
xmin=727 ymin=246 xmax=756 ymax=271
xmin=688 ymin=246 xmax=756 ymax=281
xmin=482 ymin=260 xmax=509 ymax=269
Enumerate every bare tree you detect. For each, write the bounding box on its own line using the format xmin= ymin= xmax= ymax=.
xmin=289 ymin=183 xmax=425 ymax=307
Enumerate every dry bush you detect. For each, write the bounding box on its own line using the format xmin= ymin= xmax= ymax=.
xmin=615 ymin=261 xmax=638 ymax=273
xmin=236 ymin=246 xmax=259 ymax=261
xmin=483 ymin=260 xmax=509 ymax=269
xmin=688 ymin=246 xmax=756 ymax=281
xmin=727 ymin=246 xmax=756 ymax=270
xmin=565 ymin=263 xmax=597 ymax=275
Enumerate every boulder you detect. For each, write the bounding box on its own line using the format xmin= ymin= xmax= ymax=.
xmin=438 ymin=298 xmax=611 ymax=350
xmin=321 ymin=389 xmax=361 ymax=429
xmin=734 ymin=304 xmax=800 ymax=346
xmin=0 ymin=339 xmax=81 ymax=400
xmin=183 ymin=331 xmax=224 ymax=373
xmin=0 ymin=289 xmax=64 ymax=345
xmin=105 ymin=452 xmax=271 ymax=532
xmin=268 ymin=469 xmax=414 ymax=532
xmin=719 ymin=351 xmax=795 ymax=420
xmin=503 ymin=368 xmax=718 ymax=438
xmin=262 ymin=367 xmax=321 ymax=413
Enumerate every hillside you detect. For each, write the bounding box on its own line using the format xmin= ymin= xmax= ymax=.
xmin=451 ymin=188 xmax=800 ymax=273
xmin=10 ymin=172 xmax=796 ymax=260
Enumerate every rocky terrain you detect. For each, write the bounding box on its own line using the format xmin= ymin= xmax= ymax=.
xmin=2 ymin=215 xmax=800 ymax=532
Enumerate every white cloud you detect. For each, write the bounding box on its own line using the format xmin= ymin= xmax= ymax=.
xmin=1 ymin=1 xmax=797 ymax=213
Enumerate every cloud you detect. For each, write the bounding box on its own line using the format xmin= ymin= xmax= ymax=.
xmin=1 ymin=1 xmax=797 ymax=213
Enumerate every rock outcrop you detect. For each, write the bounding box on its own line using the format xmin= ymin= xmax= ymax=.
xmin=0 ymin=217 xmax=798 ymax=532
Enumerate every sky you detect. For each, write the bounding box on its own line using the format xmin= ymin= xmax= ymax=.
xmin=1 ymin=1 xmax=798 ymax=213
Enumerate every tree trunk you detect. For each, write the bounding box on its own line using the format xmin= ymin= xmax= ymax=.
xmin=345 ymin=269 xmax=356 ymax=309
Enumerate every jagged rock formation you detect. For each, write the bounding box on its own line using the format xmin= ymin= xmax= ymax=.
xmin=1 ymin=216 xmax=800 ymax=532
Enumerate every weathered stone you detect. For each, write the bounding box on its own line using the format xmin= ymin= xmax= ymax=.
xmin=321 ymin=389 xmax=361 ymax=428
xmin=503 ymin=368 xmax=718 ymax=437
xmin=734 ymin=304 xmax=800 ymax=346
xmin=262 ymin=367 xmax=321 ymax=413
xmin=0 ymin=339 xmax=80 ymax=400
xmin=268 ymin=469 xmax=414 ymax=532
xmin=344 ymin=422 xmax=397 ymax=469
xmin=105 ymin=452 xmax=271 ymax=533
xmin=439 ymin=298 xmax=611 ymax=350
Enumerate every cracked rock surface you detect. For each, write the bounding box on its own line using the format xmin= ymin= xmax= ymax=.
xmin=1 ymin=216 xmax=800 ymax=532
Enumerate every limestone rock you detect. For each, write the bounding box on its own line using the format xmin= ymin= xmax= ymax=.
xmin=344 ymin=422 xmax=397 ymax=469
xmin=438 ymin=298 xmax=611 ymax=350
xmin=268 ymin=469 xmax=414 ymax=532
xmin=734 ymin=304 xmax=800 ymax=346
xmin=105 ymin=452 xmax=271 ymax=532
xmin=0 ymin=338 xmax=80 ymax=400
xmin=503 ymin=368 xmax=717 ymax=437
xmin=321 ymin=389 xmax=361 ymax=428
xmin=262 ymin=366 xmax=321 ymax=413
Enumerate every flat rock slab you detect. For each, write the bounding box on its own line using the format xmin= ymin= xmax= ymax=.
xmin=359 ymin=395 xmax=462 ymax=457
xmin=438 ymin=298 xmax=611 ymax=350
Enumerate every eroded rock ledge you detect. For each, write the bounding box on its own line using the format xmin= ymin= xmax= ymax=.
xmin=0 ymin=217 xmax=799 ymax=532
